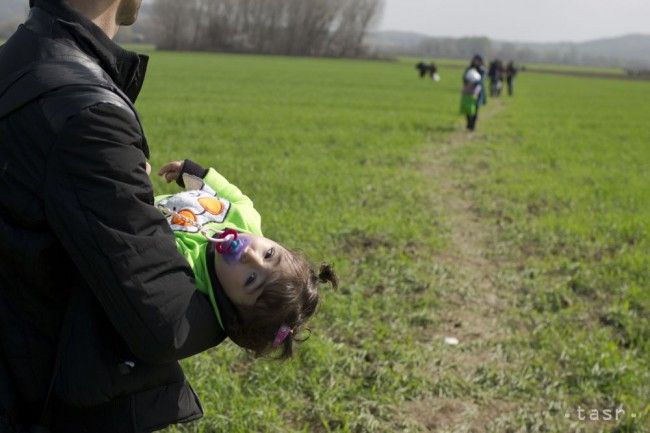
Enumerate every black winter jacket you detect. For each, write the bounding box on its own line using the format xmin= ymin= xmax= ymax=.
xmin=0 ymin=1 xmax=226 ymax=431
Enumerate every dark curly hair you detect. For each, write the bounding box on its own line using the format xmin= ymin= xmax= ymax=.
xmin=229 ymin=253 xmax=338 ymax=359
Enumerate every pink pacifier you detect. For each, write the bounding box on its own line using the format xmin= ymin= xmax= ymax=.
xmin=215 ymin=229 xmax=250 ymax=263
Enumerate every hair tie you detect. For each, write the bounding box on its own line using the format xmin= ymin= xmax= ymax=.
xmin=272 ymin=325 xmax=293 ymax=348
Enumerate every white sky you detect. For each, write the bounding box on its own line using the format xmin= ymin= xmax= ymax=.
xmin=378 ymin=0 xmax=650 ymax=42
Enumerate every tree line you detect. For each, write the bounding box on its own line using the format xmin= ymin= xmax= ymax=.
xmin=152 ymin=0 xmax=384 ymax=57
xmin=415 ymin=37 xmax=649 ymax=70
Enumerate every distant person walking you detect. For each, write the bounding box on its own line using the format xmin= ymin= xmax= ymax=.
xmin=460 ymin=68 xmax=483 ymax=131
xmin=461 ymin=55 xmax=487 ymax=131
xmin=415 ymin=61 xmax=440 ymax=81
xmin=488 ymin=59 xmax=505 ymax=97
xmin=464 ymin=54 xmax=487 ymax=106
xmin=506 ymin=61 xmax=518 ymax=96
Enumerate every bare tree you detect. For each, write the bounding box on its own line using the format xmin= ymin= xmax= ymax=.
xmin=152 ymin=0 xmax=197 ymax=50
xmin=151 ymin=0 xmax=384 ymax=57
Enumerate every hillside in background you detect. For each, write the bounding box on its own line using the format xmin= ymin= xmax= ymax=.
xmin=366 ymin=31 xmax=650 ymax=69
xmin=579 ymin=34 xmax=650 ymax=62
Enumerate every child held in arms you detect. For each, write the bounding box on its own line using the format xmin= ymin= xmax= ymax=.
xmin=154 ymin=160 xmax=338 ymax=358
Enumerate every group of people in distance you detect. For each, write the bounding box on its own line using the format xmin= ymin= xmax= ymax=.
xmin=415 ymin=61 xmax=440 ymax=81
xmin=487 ymin=58 xmax=518 ymax=97
xmin=460 ymin=54 xmax=518 ymax=131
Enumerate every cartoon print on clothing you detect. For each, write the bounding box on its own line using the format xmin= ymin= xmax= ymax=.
xmin=157 ymin=175 xmax=231 ymax=233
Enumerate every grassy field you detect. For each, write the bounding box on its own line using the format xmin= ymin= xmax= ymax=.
xmin=135 ymin=51 xmax=649 ymax=432
xmin=523 ymin=62 xmax=626 ymax=75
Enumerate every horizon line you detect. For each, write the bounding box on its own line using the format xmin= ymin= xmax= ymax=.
xmin=374 ymin=29 xmax=650 ymax=45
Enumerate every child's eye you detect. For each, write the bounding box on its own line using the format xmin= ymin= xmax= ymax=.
xmin=264 ymin=248 xmax=275 ymax=260
xmin=245 ymin=272 xmax=257 ymax=286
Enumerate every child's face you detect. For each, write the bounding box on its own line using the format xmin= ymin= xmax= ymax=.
xmin=214 ymin=234 xmax=289 ymax=307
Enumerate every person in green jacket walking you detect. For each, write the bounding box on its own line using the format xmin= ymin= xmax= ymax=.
xmin=156 ymin=160 xmax=338 ymax=358
xmin=460 ymin=68 xmax=484 ymax=131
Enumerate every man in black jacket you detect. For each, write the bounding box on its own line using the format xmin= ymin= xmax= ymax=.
xmin=0 ymin=1 xmax=228 ymax=432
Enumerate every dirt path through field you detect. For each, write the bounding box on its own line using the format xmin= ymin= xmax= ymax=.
xmin=404 ymin=100 xmax=520 ymax=432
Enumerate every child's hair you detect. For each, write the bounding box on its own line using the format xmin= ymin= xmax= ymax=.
xmin=229 ymin=252 xmax=338 ymax=359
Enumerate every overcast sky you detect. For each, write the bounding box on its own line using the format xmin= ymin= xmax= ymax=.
xmin=378 ymin=0 xmax=650 ymax=42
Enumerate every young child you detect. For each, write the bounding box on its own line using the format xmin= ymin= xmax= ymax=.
xmin=154 ymin=159 xmax=338 ymax=358
xmin=460 ymin=68 xmax=483 ymax=131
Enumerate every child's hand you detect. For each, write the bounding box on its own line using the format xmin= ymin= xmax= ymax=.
xmin=158 ymin=160 xmax=185 ymax=183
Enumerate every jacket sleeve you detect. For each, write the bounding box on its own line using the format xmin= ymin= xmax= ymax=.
xmin=203 ymin=167 xmax=263 ymax=235
xmin=43 ymin=103 xmax=221 ymax=364
xmin=203 ymin=168 xmax=253 ymax=205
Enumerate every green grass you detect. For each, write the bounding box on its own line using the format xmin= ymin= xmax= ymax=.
xmin=118 ymin=42 xmax=156 ymax=54
xmin=133 ymin=51 xmax=649 ymax=432
xmin=524 ymin=62 xmax=625 ymax=75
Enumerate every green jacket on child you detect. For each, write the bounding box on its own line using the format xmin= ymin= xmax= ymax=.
xmin=155 ymin=160 xmax=262 ymax=332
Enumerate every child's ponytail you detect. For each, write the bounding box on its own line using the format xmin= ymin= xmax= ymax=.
xmin=318 ymin=263 xmax=339 ymax=290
